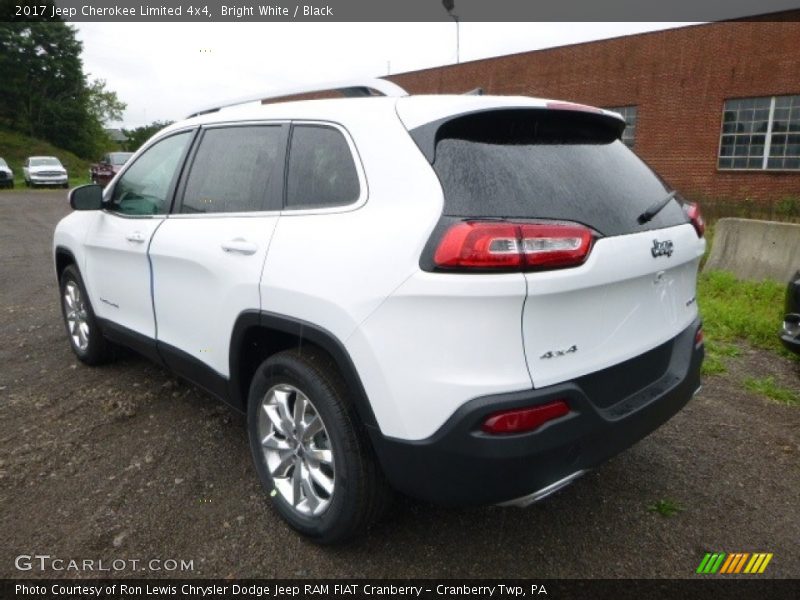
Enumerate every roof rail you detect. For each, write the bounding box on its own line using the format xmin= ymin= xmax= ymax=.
xmin=187 ymin=78 xmax=408 ymax=118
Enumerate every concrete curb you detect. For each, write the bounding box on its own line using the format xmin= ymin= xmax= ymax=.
xmin=704 ymin=218 xmax=800 ymax=283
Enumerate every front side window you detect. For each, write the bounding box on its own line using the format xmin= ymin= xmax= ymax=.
xmin=285 ymin=125 xmax=360 ymax=209
xmin=181 ymin=126 xmax=284 ymax=214
xmin=719 ymin=95 xmax=800 ymax=170
xmin=606 ymin=106 xmax=637 ymax=148
xmin=109 ymin=131 xmax=192 ymax=215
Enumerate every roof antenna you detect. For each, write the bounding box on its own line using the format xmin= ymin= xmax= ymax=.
xmin=463 ymin=87 xmax=484 ymax=96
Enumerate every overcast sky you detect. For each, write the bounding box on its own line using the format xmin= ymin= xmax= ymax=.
xmin=74 ymin=22 xmax=694 ymax=128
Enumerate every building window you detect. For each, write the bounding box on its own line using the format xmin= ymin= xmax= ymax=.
xmin=606 ymin=106 xmax=637 ymax=148
xmin=719 ymin=95 xmax=800 ymax=171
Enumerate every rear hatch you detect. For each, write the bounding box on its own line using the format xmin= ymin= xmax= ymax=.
xmin=404 ymin=102 xmax=705 ymax=389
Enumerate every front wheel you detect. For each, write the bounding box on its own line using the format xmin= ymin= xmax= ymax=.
xmin=59 ymin=265 xmax=115 ymax=365
xmin=247 ymin=349 xmax=390 ymax=544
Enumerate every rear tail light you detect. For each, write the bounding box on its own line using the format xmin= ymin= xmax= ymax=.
xmin=683 ymin=202 xmax=705 ymax=238
xmin=434 ymin=221 xmax=595 ymax=272
xmin=695 ymin=328 xmax=704 ymax=348
xmin=482 ymin=400 xmax=571 ymax=434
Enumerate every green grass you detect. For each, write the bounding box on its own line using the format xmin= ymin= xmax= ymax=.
xmin=697 ymin=270 xmax=792 ymax=376
xmin=0 ymin=128 xmax=91 ymax=188
xmin=701 ymin=339 xmax=740 ymax=376
xmin=698 ymin=219 xmax=796 ymax=376
xmin=744 ymin=376 xmax=799 ymax=406
xmin=648 ymin=499 xmax=683 ymax=517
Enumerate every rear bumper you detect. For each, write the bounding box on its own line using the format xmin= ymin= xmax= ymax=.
xmin=781 ymin=274 xmax=800 ymax=354
xmin=369 ymin=318 xmax=703 ymax=507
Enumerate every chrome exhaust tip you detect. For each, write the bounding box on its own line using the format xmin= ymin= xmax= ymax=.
xmin=497 ymin=469 xmax=588 ymax=508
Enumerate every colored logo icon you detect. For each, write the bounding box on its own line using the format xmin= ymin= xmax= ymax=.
xmin=696 ymin=552 xmax=773 ymax=574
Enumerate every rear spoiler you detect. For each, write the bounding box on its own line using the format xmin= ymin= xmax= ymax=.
xmin=408 ymin=107 xmax=626 ymax=163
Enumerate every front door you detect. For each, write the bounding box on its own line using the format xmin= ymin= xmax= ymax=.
xmin=82 ymin=130 xmax=195 ymax=339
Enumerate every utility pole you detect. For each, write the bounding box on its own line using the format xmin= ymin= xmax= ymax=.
xmin=442 ymin=0 xmax=460 ymax=64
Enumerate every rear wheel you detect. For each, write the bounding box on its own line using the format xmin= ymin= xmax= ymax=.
xmin=247 ymin=349 xmax=390 ymax=544
xmin=59 ymin=265 xmax=115 ymax=365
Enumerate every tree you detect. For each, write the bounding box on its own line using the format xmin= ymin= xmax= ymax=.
xmin=0 ymin=18 xmax=127 ymax=158
xmin=122 ymin=121 xmax=174 ymax=152
xmin=84 ymin=78 xmax=127 ymax=154
xmin=86 ymin=78 xmax=126 ymax=125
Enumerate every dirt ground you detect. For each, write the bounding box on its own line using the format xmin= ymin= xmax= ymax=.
xmin=1 ymin=191 xmax=799 ymax=579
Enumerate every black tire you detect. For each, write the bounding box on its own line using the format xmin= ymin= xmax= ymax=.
xmin=58 ymin=264 xmax=115 ymax=365
xmin=62 ymin=183 xmax=69 ymax=189
xmin=247 ymin=349 xmax=390 ymax=544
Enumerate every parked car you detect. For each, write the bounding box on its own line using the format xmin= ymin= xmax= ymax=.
xmin=53 ymin=79 xmax=706 ymax=543
xmin=780 ymin=271 xmax=800 ymax=354
xmin=23 ymin=156 xmax=68 ymax=188
xmin=0 ymin=157 xmax=13 ymax=188
xmin=90 ymin=152 xmax=133 ymax=186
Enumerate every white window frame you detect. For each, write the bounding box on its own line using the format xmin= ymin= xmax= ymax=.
xmin=605 ymin=105 xmax=638 ymax=149
xmin=718 ymin=94 xmax=800 ymax=172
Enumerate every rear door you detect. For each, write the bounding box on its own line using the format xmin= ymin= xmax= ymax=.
xmin=426 ymin=108 xmax=705 ymax=387
xmin=148 ymin=123 xmax=288 ymax=379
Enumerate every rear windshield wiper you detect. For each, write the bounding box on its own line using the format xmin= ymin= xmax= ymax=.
xmin=638 ymin=190 xmax=677 ymax=225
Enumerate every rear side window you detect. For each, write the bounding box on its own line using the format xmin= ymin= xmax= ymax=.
xmin=286 ymin=125 xmax=360 ymax=209
xmin=181 ymin=126 xmax=284 ymax=214
xmin=428 ymin=110 xmax=687 ymax=236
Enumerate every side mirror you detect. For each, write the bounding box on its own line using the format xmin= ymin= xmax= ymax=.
xmin=69 ymin=184 xmax=103 ymax=211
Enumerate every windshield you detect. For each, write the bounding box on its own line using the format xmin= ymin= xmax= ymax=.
xmin=31 ymin=158 xmax=62 ymax=167
xmin=109 ymin=153 xmax=133 ymax=166
xmin=0 ymin=159 xmax=7 ymax=168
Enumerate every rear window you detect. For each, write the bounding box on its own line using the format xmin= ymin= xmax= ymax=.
xmin=427 ymin=110 xmax=687 ymax=236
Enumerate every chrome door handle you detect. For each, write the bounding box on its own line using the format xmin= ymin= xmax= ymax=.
xmin=126 ymin=231 xmax=146 ymax=243
xmin=221 ymin=238 xmax=258 ymax=255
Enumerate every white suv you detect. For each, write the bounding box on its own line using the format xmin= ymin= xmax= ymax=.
xmin=54 ymin=79 xmax=706 ymax=543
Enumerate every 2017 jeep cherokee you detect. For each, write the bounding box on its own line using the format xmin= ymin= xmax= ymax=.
xmin=53 ymin=79 xmax=705 ymax=543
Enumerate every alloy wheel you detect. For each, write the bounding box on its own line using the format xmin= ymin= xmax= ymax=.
xmin=257 ymin=384 xmax=335 ymax=517
xmin=63 ymin=281 xmax=90 ymax=352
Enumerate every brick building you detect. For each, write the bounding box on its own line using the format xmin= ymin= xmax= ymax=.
xmin=389 ymin=19 xmax=800 ymax=202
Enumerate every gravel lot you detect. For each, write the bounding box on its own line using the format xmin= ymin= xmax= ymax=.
xmin=1 ymin=191 xmax=799 ymax=579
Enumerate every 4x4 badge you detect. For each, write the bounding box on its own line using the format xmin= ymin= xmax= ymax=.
xmin=651 ymin=239 xmax=674 ymax=258
xmin=540 ymin=345 xmax=578 ymax=360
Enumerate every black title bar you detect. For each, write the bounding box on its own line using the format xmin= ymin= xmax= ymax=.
xmin=3 ymin=0 xmax=800 ymax=22
xmin=3 ymin=579 xmax=800 ymax=600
